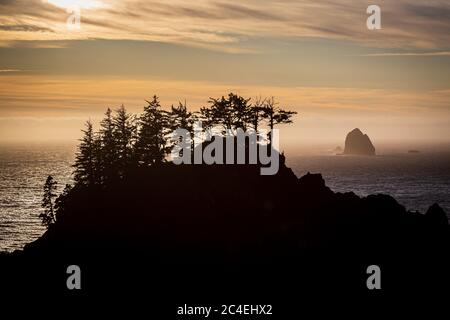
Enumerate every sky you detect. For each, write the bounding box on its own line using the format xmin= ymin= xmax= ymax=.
xmin=0 ymin=0 xmax=449 ymax=151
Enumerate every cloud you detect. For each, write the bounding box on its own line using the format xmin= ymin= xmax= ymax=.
xmin=405 ymin=2 xmax=450 ymax=20
xmin=1 ymin=74 xmax=448 ymax=116
xmin=361 ymin=51 xmax=450 ymax=57
xmin=1 ymin=74 xmax=449 ymax=143
xmin=0 ymin=69 xmax=21 ymax=72
xmin=0 ymin=24 xmax=53 ymax=32
xmin=0 ymin=0 xmax=449 ymax=51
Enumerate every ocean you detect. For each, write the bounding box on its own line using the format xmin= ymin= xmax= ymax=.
xmin=0 ymin=143 xmax=75 ymax=252
xmin=1 ymin=142 xmax=449 ymax=252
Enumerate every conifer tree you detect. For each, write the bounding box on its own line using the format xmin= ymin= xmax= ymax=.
xmin=247 ymin=97 xmax=265 ymax=132
xmin=54 ymin=184 xmax=73 ymax=218
xmin=229 ymin=93 xmax=251 ymax=131
xmin=99 ymin=108 xmax=117 ymax=181
xmin=262 ymin=97 xmax=297 ymax=131
xmin=261 ymin=97 xmax=297 ymax=147
xmin=203 ymin=95 xmax=232 ymax=132
xmin=170 ymin=101 xmax=193 ymax=131
xmin=202 ymin=93 xmax=251 ymax=133
xmin=39 ymin=175 xmax=57 ymax=228
xmin=169 ymin=101 xmax=195 ymax=159
xmin=113 ymin=105 xmax=136 ymax=173
xmin=135 ymin=95 xmax=170 ymax=165
xmin=73 ymin=120 xmax=97 ymax=186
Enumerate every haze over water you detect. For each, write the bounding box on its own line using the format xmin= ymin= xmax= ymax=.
xmin=1 ymin=141 xmax=449 ymax=252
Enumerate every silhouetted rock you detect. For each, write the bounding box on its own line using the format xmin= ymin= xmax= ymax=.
xmin=343 ymin=128 xmax=376 ymax=155
xmin=0 ymin=150 xmax=446 ymax=301
xmin=18 ymin=159 xmax=448 ymax=262
xmin=426 ymin=203 xmax=449 ymax=226
xmin=298 ymin=172 xmax=333 ymax=198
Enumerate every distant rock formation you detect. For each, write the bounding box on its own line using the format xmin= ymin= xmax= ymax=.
xmin=333 ymin=146 xmax=343 ymax=155
xmin=343 ymin=128 xmax=375 ymax=155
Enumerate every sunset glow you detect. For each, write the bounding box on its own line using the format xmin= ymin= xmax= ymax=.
xmin=0 ymin=0 xmax=449 ymax=147
xmin=46 ymin=0 xmax=105 ymax=9
xmin=1 ymin=1 xmax=450 ymax=301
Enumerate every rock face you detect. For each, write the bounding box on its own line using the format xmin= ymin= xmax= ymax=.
xmin=344 ymin=128 xmax=375 ymax=155
xmin=426 ymin=203 xmax=449 ymax=226
xmin=3 ymin=157 xmax=449 ymax=294
xmin=19 ymin=161 xmax=448 ymax=259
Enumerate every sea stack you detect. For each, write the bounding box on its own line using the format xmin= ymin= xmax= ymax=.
xmin=333 ymin=146 xmax=343 ymax=155
xmin=343 ymin=128 xmax=376 ymax=156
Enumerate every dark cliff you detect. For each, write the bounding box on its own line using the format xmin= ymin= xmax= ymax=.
xmin=22 ymin=158 xmax=448 ymax=262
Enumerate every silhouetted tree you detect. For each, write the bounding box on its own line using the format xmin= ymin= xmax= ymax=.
xmin=113 ymin=105 xmax=136 ymax=173
xmin=262 ymin=97 xmax=297 ymax=146
xmin=230 ymin=93 xmax=251 ymax=131
xmin=169 ymin=101 xmax=196 ymax=155
xmin=201 ymin=95 xmax=230 ymax=132
xmin=135 ymin=95 xmax=170 ymax=165
xmin=170 ymin=101 xmax=193 ymax=132
xmin=262 ymin=97 xmax=297 ymax=130
xmin=99 ymin=108 xmax=117 ymax=182
xmin=54 ymin=183 xmax=73 ymax=219
xmin=66 ymin=93 xmax=297 ymax=188
xmin=274 ymin=109 xmax=296 ymax=126
xmin=40 ymin=175 xmax=57 ymax=228
xmin=247 ymin=96 xmax=266 ymax=132
xmin=199 ymin=105 xmax=215 ymax=131
xmin=201 ymin=93 xmax=251 ymax=134
xmin=73 ymin=120 xmax=97 ymax=186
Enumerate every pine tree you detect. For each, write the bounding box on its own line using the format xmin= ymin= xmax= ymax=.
xmin=39 ymin=175 xmax=57 ymax=228
xmin=229 ymin=93 xmax=251 ymax=131
xmin=262 ymin=97 xmax=297 ymax=131
xmin=203 ymin=95 xmax=232 ymax=132
xmin=170 ymin=101 xmax=193 ymax=131
xmin=169 ymin=101 xmax=195 ymax=159
xmin=202 ymin=93 xmax=251 ymax=134
xmin=99 ymin=108 xmax=117 ymax=182
xmin=113 ymin=105 xmax=136 ymax=173
xmin=54 ymin=184 xmax=73 ymax=217
xmin=135 ymin=95 xmax=170 ymax=165
xmin=247 ymin=96 xmax=265 ymax=132
xmin=261 ymin=97 xmax=297 ymax=147
xmin=73 ymin=120 xmax=97 ymax=186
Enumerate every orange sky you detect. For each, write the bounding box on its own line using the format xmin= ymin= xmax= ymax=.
xmin=1 ymin=0 xmax=449 ymax=150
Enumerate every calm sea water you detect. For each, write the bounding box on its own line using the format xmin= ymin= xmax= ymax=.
xmin=287 ymin=153 xmax=450 ymax=216
xmin=1 ymin=143 xmax=449 ymax=252
xmin=0 ymin=143 xmax=75 ymax=252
